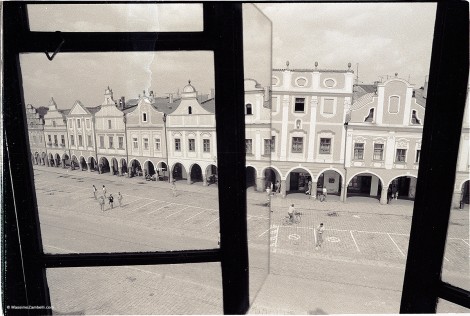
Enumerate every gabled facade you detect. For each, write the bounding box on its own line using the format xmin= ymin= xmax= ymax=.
xmin=42 ymin=97 xmax=69 ymax=167
xmin=125 ymin=93 xmax=168 ymax=179
xmin=94 ymin=87 xmax=127 ymax=175
xmin=347 ymin=76 xmax=426 ymax=204
xmin=166 ymin=81 xmax=218 ymax=185
xmin=26 ymin=104 xmax=47 ymax=166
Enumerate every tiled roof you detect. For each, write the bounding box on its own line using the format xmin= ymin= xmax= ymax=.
xmin=200 ymin=98 xmax=215 ymax=113
xmin=122 ymin=104 xmax=138 ymax=114
xmin=351 ymin=93 xmax=374 ymax=111
xmin=86 ymin=106 xmax=101 ymax=114
xmin=152 ymin=97 xmax=182 ymax=115
xmin=58 ymin=109 xmax=70 ymax=115
xmin=353 ymin=84 xmax=376 ymax=102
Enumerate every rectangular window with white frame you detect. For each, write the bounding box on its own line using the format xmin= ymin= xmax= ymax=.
xmin=132 ymin=137 xmax=138 ymax=149
xmin=373 ymin=143 xmax=384 ymax=160
xmin=86 ymin=118 xmax=90 ymax=129
xmin=292 ymin=137 xmax=303 ymax=153
xmin=294 ymin=98 xmax=305 ymax=113
xmin=118 ymin=136 xmax=124 ymax=149
xmin=323 ymin=98 xmax=334 ymax=114
xmin=188 ymin=139 xmax=195 ymax=151
xmin=175 ymin=138 xmax=181 ymax=151
xmin=245 ymin=139 xmax=253 ymax=154
xmin=155 ymin=138 xmax=161 ymax=151
xmin=78 ymin=135 xmax=83 ymax=147
xmin=53 ymin=135 xmax=58 ymax=146
xmin=396 ymin=149 xmax=407 ymax=163
xmin=88 ymin=135 xmax=93 ymax=147
xmin=203 ymin=139 xmax=210 ymax=152
xmin=263 ymin=139 xmax=271 ymax=155
xmin=319 ymin=138 xmax=331 ymax=154
xmin=61 ymin=135 xmax=65 ymax=145
xmin=70 ymin=135 xmax=75 ymax=146
xmin=143 ymin=138 xmax=149 ymax=150
xmin=99 ymin=136 xmax=104 ymax=148
xmin=77 ymin=119 xmax=81 ymax=129
xmin=109 ymin=136 xmax=114 ymax=148
xmin=415 ymin=149 xmax=421 ymax=163
xmin=354 ymin=143 xmax=364 ymax=160
xmin=108 ymin=120 xmax=112 ymax=129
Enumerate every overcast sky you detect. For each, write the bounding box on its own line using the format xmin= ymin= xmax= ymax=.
xmin=21 ymin=3 xmax=436 ymax=109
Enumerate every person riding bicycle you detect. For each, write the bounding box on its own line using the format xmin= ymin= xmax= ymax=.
xmin=288 ymin=204 xmax=295 ymax=221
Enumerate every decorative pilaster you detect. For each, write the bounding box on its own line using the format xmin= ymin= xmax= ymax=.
xmin=187 ymin=173 xmax=192 ymax=185
xmin=379 ymin=187 xmax=388 ymax=205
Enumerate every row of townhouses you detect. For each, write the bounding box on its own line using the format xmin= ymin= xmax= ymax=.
xmin=27 ymin=66 xmax=470 ymax=206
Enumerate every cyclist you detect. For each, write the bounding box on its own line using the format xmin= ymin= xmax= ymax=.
xmin=288 ymin=204 xmax=295 ymax=222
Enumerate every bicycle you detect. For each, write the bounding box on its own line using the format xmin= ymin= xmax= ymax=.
xmin=317 ymin=194 xmax=326 ymax=202
xmin=282 ymin=212 xmax=302 ymax=225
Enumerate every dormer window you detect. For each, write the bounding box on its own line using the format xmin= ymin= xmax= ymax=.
xmin=246 ymin=103 xmax=252 ymax=115
xmin=188 ymin=106 xmax=192 ymax=114
xmin=364 ymin=108 xmax=374 ymax=122
xmin=411 ymin=110 xmax=421 ymax=124
xmin=142 ymin=113 xmax=147 ymax=122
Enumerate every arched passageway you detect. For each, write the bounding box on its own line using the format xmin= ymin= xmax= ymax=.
xmin=347 ymin=173 xmax=383 ymax=200
xmin=388 ymin=176 xmax=417 ymax=201
xmin=286 ymin=168 xmax=312 ymax=195
xmin=263 ymin=167 xmax=280 ymax=191
xmin=206 ymin=164 xmax=218 ymax=185
xmin=461 ymin=181 xmax=470 ymax=206
xmin=317 ymin=170 xmax=343 ymax=197
xmin=62 ymin=153 xmax=70 ymax=168
xmin=80 ymin=157 xmax=87 ymax=170
xmin=156 ymin=162 xmax=168 ymax=181
xmin=111 ymin=158 xmax=119 ymax=175
xmin=41 ymin=152 xmax=47 ymax=165
xmin=144 ymin=160 xmax=156 ymax=176
xmin=172 ymin=163 xmax=187 ymax=181
xmin=70 ymin=155 xmax=79 ymax=170
xmin=49 ymin=153 xmax=55 ymax=167
xmin=99 ymin=157 xmax=110 ymax=174
xmin=190 ymin=164 xmax=203 ymax=183
xmin=120 ymin=159 xmax=128 ymax=175
xmin=130 ymin=159 xmax=142 ymax=177
xmin=88 ymin=157 xmax=97 ymax=171
xmin=246 ymin=166 xmax=257 ymax=190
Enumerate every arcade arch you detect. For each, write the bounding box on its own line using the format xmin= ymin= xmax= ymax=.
xmin=285 ymin=167 xmax=312 ymax=195
xmin=172 ymin=162 xmax=187 ymax=181
xmin=346 ymin=172 xmax=384 ymax=201
xmin=246 ymin=166 xmax=257 ymax=190
xmin=130 ymin=159 xmax=142 ymax=177
xmin=206 ymin=164 xmax=218 ymax=185
xmin=144 ymin=160 xmax=156 ymax=177
xmin=99 ymin=157 xmax=110 ymax=174
xmin=111 ymin=158 xmax=119 ymax=175
xmin=80 ymin=156 xmax=87 ymax=170
xmin=190 ymin=164 xmax=203 ymax=183
xmin=387 ymin=175 xmax=418 ymax=201
xmin=88 ymin=157 xmax=97 ymax=171
xmin=156 ymin=161 xmax=168 ymax=181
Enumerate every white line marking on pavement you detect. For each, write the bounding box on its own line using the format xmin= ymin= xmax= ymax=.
xmin=444 ymin=256 xmax=450 ymax=262
xmin=130 ymin=200 xmax=158 ymax=213
xmin=387 ymin=233 xmax=405 ymax=257
xmin=461 ymin=239 xmax=470 ymax=246
xmin=148 ymin=203 xmax=173 ymax=214
xmin=272 ymin=225 xmax=280 ymax=249
xmin=350 ymin=230 xmax=360 ymax=252
xmin=44 ymin=244 xmax=78 ymax=253
xmin=206 ymin=217 xmax=219 ymax=227
xmin=259 ymin=226 xmax=277 ymax=238
xmin=184 ymin=210 xmax=206 ymax=222
xmin=166 ymin=206 xmax=189 ymax=218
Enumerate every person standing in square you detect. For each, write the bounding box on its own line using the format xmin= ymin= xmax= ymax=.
xmin=315 ymin=223 xmax=325 ymax=249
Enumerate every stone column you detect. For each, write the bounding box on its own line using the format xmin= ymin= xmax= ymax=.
xmin=311 ymin=181 xmax=317 ymax=199
xmin=379 ymin=187 xmax=388 ymax=205
xmin=281 ymin=179 xmax=287 ymax=198
xmin=256 ymin=177 xmax=265 ymax=192
xmin=203 ymin=175 xmax=208 ymax=186
xmin=187 ymin=173 xmax=192 ymax=185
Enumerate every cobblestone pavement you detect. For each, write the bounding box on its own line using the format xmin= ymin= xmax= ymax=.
xmin=32 ymin=166 xmax=469 ymax=314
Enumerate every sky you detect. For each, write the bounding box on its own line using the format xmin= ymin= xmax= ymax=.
xmin=21 ymin=3 xmax=436 ymax=109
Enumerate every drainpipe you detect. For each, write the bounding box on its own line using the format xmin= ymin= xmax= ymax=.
xmin=163 ymin=113 xmax=170 ymax=183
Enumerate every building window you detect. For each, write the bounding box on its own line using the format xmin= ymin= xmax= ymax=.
xmin=396 ymin=149 xmax=407 ymax=162
xmin=294 ymin=98 xmax=305 ymax=112
xmin=68 ymin=119 xmax=73 ymax=129
xmin=319 ymin=138 xmax=331 ymax=154
xmin=109 ymin=136 xmax=114 ymax=148
xmin=155 ymin=138 xmax=161 ymax=151
xmin=188 ymin=106 xmax=192 ymax=114
xmin=32 ymin=135 xmax=37 ymax=144
xmin=373 ymin=143 xmax=384 ymax=160
xmin=61 ymin=135 xmax=65 ymax=145
xmin=118 ymin=137 xmax=124 ymax=149
xmin=78 ymin=135 xmax=83 ymax=147
xmin=52 ymin=120 xmax=56 ymax=127
xmin=48 ymin=135 xmax=52 ymax=143
xmin=142 ymin=113 xmax=147 ymax=122
xmin=88 ymin=135 xmax=93 ymax=147
xmin=411 ymin=110 xmax=421 ymax=124
xmin=133 ymin=137 xmax=138 ymax=149
xmin=108 ymin=119 xmax=112 ymax=129
xmin=246 ymin=103 xmax=252 ymax=115
xmin=292 ymin=137 xmax=303 ymax=153
xmin=70 ymin=135 xmax=75 ymax=146
xmin=203 ymin=139 xmax=210 ymax=152
xmin=99 ymin=136 xmax=104 ymax=148
xmin=188 ymin=139 xmax=195 ymax=151
xmin=245 ymin=139 xmax=253 ymax=154
xmin=86 ymin=119 xmax=91 ymax=129
xmin=175 ymin=138 xmax=181 ymax=151
xmin=354 ymin=143 xmax=364 ymax=160
xmin=77 ymin=119 xmax=81 ymax=128
xmin=143 ymin=138 xmax=149 ymax=150
xmin=53 ymin=135 xmax=58 ymax=146
xmin=416 ymin=149 xmax=421 ymax=163
xmin=264 ymin=136 xmax=275 ymax=155
xmin=365 ymin=108 xmax=374 ymax=122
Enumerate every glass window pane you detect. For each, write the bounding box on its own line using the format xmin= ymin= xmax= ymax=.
xmin=47 ymin=264 xmax=223 ymax=314
xmin=27 ymin=3 xmax=203 ymax=32
xmin=243 ymin=3 xmax=272 ymax=306
xmin=23 ymin=51 xmax=219 ymax=253
xmin=441 ymin=85 xmax=469 ymax=293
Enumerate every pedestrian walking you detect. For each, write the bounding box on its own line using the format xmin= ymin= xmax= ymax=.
xmin=99 ymin=196 xmax=105 ymax=212
xmin=322 ymin=187 xmax=328 ymax=201
xmin=102 ymin=185 xmax=107 ymax=198
xmin=391 ymin=184 xmax=397 ymax=200
xmin=117 ymin=192 xmax=123 ymax=207
xmin=306 ymin=180 xmax=312 ymax=195
xmin=92 ymin=185 xmax=97 ymax=199
xmin=387 ymin=187 xmax=393 ymax=204
xmin=108 ymin=194 xmax=114 ymax=209
xmin=171 ymin=180 xmax=177 ymax=197
xmin=275 ymin=180 xmax=280 ymax=194
xmin=315 ymin=223 xmax=325 ymax=249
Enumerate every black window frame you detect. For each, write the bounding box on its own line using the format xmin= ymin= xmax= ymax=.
xmin=294 ymin=97 xmax=305 ymax=112
xmin=3 ymin=3 xmax=249 ymax=315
